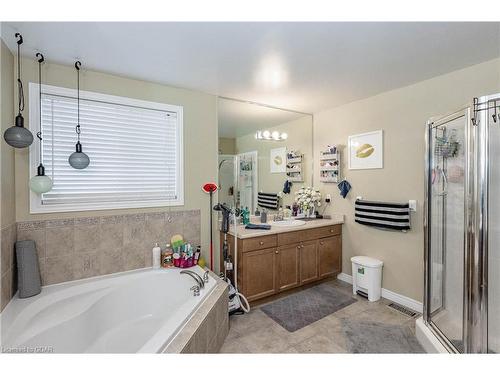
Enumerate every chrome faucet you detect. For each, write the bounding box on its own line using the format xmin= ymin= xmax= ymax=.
xmin=203 ymin=270 xmax=210 ymax=284
xmin=180 ymin=270 xmax=205 ymax=289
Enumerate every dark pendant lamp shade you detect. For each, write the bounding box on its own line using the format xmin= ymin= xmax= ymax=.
xmin=29 ymin=53 xmax=53 ymax=194
xmin=3 ymin=33 xmax=34 ymax=148
xmin=68 ymin=61 xmax=90 ymax=170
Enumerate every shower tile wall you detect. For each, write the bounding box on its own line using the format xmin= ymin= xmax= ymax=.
xmin=10 ymin=209 xmax=200 ymax=291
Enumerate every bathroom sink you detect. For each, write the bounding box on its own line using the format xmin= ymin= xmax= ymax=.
xmin=271 ymin=220 xmax=306 ymax=227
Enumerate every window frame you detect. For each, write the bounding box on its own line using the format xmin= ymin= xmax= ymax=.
xmin=29 ymin=83 xmax=184 ymax=214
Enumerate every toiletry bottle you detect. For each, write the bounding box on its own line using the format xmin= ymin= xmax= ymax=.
xmin=260 ymin=208 xmax=267 ymax=223
xmin=161 ymin=244 xmax=174 ymax=268
xmin=194 ymin=246 xmax=201 ymax=265
xmin=242 ymin=207 xmax=248 ymax=225
xmin=152 ymin=243 xmax=161 ymax=269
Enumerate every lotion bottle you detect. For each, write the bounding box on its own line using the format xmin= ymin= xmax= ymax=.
xmin=152 ymin=243 xmax=161 ymax=269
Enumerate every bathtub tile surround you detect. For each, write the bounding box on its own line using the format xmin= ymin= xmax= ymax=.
xmin=1 ymin=223 xmax=17 ymax=311
xmin=13 ymin=209 xmax=201 ymax=288
xmin=46 ymin=219 xmax=75 ymax=258
xmin=164 ymin=271 xmax=229 ymax=353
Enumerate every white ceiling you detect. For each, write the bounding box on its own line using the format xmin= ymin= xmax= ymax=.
xmin=2 ymin=22 xmax=500 ymax=114
xmin=218 ymin=98 xmax=309 ymax=138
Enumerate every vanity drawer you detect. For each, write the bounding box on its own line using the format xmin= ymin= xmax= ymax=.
xmin=277 ymin=231 xmax=303 ymax=246
xmin=305 ymin=225 xmax=342 ymax=240
xmin=241 ymin=234 xmax=278 ymax=252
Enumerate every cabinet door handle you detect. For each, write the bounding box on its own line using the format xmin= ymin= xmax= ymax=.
xmin=320 ymin=241 xmax=324 ymax=245
xmin=297 ymin=246 xmax=301 ymax=249
xmin=330 ymin=229 xmax=334 ymax=233
xmin=275 ymin=250 xmax=279 ymax=254
xmin=259 ymin=241 xmax=264 ymax=245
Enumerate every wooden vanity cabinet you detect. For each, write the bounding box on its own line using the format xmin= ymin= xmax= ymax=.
xmin=318 ymin=235 xmax=342 ymax=278
xmin=276 ymin=244 xmax=300 ymax=292
xmin=241 ymin=247 xmax=277 ymax=300
xmin=299 ymin=239 xmax=319 ymax=284
xmin=220 ymin=224 xmax=342 ymax=302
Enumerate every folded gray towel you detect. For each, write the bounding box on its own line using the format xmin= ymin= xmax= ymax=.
xmin=245 ymin=223 xmax=272 ymax=230
xmin=16 ymin=240 xmax=42 ymax=298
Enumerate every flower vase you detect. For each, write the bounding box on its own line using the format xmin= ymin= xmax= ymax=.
xmin=309 ymin=206 xmax=315 ymax=218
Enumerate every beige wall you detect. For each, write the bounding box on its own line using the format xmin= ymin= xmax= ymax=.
xmin=14 ymin=57 xmax=218 ymax=260
xmin=236 ymin=115 xmax=313 ymax=208
xmin=314 ymin=58 xmax=500 ymax=302
xmin=218 ymin=137 xmax=236 ymax=155
xmin=1 ymin=39 xmax=15 ymax=230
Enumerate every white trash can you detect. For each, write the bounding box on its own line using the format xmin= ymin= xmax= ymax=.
xmin=351 ymin=256 xmax=383 ymax=302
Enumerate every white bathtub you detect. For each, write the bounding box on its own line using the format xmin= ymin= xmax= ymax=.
xmin=1 ymin=266 xmax=217 ymax=353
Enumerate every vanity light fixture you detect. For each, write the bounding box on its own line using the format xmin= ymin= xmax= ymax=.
xmin=68 ymin=61 xmax=90 ymax=170
xmin=255 ymin=130 xmax=288 ymax=141
xmin=3 ymin=33 xmax=34 ymax=148
xmin=29 ymin=53 xmax=53 ymax=194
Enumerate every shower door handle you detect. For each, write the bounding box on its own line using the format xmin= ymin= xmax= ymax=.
xmin=438 ymin=168 xmax=448 ymax=196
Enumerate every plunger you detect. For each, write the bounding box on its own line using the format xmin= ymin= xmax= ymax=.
xmin=202 ymin=182 xmax=218 ymax=270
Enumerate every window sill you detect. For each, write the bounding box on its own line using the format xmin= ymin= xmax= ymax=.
xmin=29 ymin=198 xmax=185 ymax=214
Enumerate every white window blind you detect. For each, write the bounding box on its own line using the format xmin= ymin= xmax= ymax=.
xmin=31 ymin=84 xmax=183 ymax=213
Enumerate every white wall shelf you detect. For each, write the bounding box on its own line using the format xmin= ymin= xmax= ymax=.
xmin=287 ymin=151 xmax=304 ymax=182
xmin=319 ymin=146 xmax=340 ymax=183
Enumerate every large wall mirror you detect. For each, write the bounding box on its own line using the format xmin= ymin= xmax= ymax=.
xmin=217 ymin=98 xmax=313 ymax=214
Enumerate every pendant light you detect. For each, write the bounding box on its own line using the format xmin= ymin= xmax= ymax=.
xmin=68 ymin=61 xmax=90 ymax=169
xmin=29 ymin=53 xmax=53 ymax=194
xmin=3 ymin=33 xmax=34 ymax=148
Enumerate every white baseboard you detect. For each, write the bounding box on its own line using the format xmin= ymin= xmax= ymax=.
xmin=337 ymin=272 xmax=423 ymax=314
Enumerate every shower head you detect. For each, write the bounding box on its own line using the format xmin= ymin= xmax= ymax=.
xmin=218 ymin=158 xmax=234 ymax=170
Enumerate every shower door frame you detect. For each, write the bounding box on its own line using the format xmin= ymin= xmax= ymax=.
xmin=424 ymin=98 xmax=493 ymax=354
xmin=424 ymin=107 xmax=473 ymax=353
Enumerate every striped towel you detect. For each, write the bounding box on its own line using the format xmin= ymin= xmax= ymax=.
xmin=258 ymin=192 xmax=279 ymax=210
xmin=355 ymin=199 xmax=410 ymax=231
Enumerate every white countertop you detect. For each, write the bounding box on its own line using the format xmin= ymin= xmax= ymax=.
xmin=227 ymin=213 xmax=344 ymax=239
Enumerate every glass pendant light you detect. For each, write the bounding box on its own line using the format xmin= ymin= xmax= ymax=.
xmin=30 ymin=53 xmax=53 ymax=194
xmin=68 ymin=61 xmax=90 ymax=169
xmin=3 ymin=33 xmax=34 ymax=148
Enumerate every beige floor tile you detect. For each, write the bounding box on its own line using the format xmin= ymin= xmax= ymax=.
xmin=218 ymin=281 xmax=421 ymax=354
xmin=219 ymin=337 xmax=251 ymax=353
xmin=229 ymin=309 xmax=275 ymax=335
xmin=352 ymin=303 xmax=414 ymax=326
xmin=280 ymin=346 xmax=301 ymax=353
xmin=235 ymin=324 xmax=291 ymax=353
xmin=293 ymin=333 xmax=348 ymax=353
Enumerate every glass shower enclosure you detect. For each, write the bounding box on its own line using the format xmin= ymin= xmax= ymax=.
xmin=424 ymin=93 xmax=500 ymax=353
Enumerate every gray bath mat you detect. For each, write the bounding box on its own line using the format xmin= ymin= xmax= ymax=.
xmin=260 ymin=284 xmax=357 ymax=332
xmin=341 ymin=319 xmax=425 ymax=353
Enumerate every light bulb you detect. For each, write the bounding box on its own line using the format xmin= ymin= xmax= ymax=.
xmin=30 ymin=175 xmax=53 ymax=194
xmin=281 ymin=133 xmax=288 ymax=140
xmin=272 ymin=131 xmax=280 ymax=140
xmin=29 ymin=164 xmax=53 ymax=194
xmin=263 ymin=130 xmax=270 ymax=139
xmin=69 ymin=142 xmax=90 ymax=169
xmin=69 ymin=151 xmax=90 ymax=169
xmin=3 ymin=114 xmax=33 ymax=148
